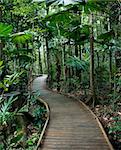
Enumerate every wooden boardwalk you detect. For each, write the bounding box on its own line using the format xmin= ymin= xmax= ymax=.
xmin=33 ymin=76 xmax=113 ymax=150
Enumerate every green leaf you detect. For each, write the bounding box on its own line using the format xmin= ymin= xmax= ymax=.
xmin=98 ymin=30 xmax=114 ymax=42
xmin=11 ymin=31 xmax=33 ymax=44
xmin=46 ymin=0 xmax=86 ymax=6
xmin=66 ymin=56 xmax=89 ymax=71
xmin=0 ymin=60 xmax=3 ymax=66
xmin=10 ymin=133 xmax=23 ymax=144
xmin=0 ymin=23 xmax=13 ymax=38
xmin=18 ymin=105 xmax=29 ymax=113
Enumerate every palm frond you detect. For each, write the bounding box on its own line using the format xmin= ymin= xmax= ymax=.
xmin=11 ymin=31 xmax=33 ymax=44
xmin=66 ymin=56 xmax=89 ymax=71
xmin=46 ymin=0 xmax=86 ymax=6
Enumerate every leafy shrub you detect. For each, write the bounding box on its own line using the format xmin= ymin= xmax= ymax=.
xmin=108 ymin=116 xmax=121 ymax=141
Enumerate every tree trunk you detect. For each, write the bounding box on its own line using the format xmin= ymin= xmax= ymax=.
xmin=0 ymin=42 xmax=3 ymax=60
xmin=43 ymin=39 xmax=47 ymax=73
xmin=96 ymin=52 xmax=100 ymax=67
xmin=0 ymin=5 xmax=2 ymax=22
xmin=75 ymin=43 xmax=79 ymax=77
xmin=108 ymin=18 xmax=113 ymax=89
xmin=0 ymin=6 xmax=2 ymax=59
xmin=45 ymin=7 xmax=52 ymax=87
xmin=90 ymin=13 xmax=96 ymax=107
xmin=75 ymin=43 xmax=78 ymax=57
xmin=56 ymin=56 xmax=61 ymax=92
xmin=45 ymin=36 xmax=51 ymax=86
xmin=38 ymin=49 xmax=43 ymax=74
xmin=109 ymin=49 xmax=112 ymax=88
xmin=68 ymin=39 xmax=73 ymax=92
xmin=79 ymin=45 xmax=82 ymax=82
xmin=62 ymin=44 xmax=66 ymax=85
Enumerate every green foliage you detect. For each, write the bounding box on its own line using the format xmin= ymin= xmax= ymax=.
xmin=0 ymin=23 xmax=13 ymax=38
xmin=0 ymin=96 xmax=17 ymax=126
xmin=0 ymin=72 xmax=23 ymax=92
xmin=0 ymin=60 xmax=4 ymax=75
xmin=18 ymin=54 xmax=35 ymax=63
xmin=117 ymin=76 xmax=121 ymax=89
xmin=11 ymin=31 xmax=33 ymax=44
xmin=98 ymin=30 xmax=114 ymax=43
xmin=33 ymin=105 xmax=47 ymax=128
xmin=10 ymin=132 xmax=23 ymax=145
xmin=0 ymin=144 xmax=4 ymax=150
xmin=27 ymin=90 xmax=41 ymax=104
xmin=95 ymin=64 xmax=109 ymax=86
xmin=84 ymin=0 xmax=101 ymax=13
xmin=33 ymin=106 xmax=46 ymax=118
xmin=18 ymin=104 xmax=29 ymax=113
xmin=109 ymin=116 xmax=121 ymax=140
xmin=46 ymin=0 xmax=86 ymax=6
xmin=66 ymin=56 xmax=89 ymax=71
xmin=26 ymin=133 xmax=38 ymax=147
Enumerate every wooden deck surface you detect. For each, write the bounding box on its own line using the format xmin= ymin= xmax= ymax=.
xmin=33 ymin=76 xmax=112 ymax=150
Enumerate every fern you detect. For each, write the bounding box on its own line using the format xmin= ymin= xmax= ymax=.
xmin=66 ymin=56 xmax=89 ymax=71
xmin=0 ymin=96 xmax=18 ymax=126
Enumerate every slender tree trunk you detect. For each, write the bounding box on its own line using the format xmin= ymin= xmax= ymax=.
xmin=75 ymin=42 xmax=79 ymax=76
xmin=109 ymin=49 xmax=112 ymax=88
xmin=62 ymin=44 xmax=65 ymax=84
xmin=45 ymin=7 xmax=52 ymax=87
xmin=0 ymin=42 xmax=3 ymax=60
xmin=90 ymin=13 xmax=96 ymax=106
xmin=79 ymin=45 xmax=82 ymax=82
xmin=0 ymin=6 xmax=2 ymax=60
xmin=75 ymin=43 xmax=78 ymax=57
xmin=56 ymin=56 xmax=61 ymax=92
xmin=68 ymin=39 xmax=72 ymax=92
xmin=43 ymin=39 xmax=47 ymax=73
xmin=38 ymin=49 xmax=43 ymax=74
xmin=107 ymin=18 xmax=113 ymax=88
xmin=62 ymin=44 xmax=67 ymax=91
xmin=0 ymin=6 xmax=2 ymax=22
xmin=45 ymin=36 xmax=51 ymax=85
xmin=96 ymin=52 xmax=100 ymax=67
xmin=115 ymin=50 xmax=121 ymax=70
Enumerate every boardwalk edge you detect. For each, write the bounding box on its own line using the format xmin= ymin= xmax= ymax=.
xmin=35 ymin=98 xmax=50 ymax=150
xmin=70 ymin=96 xmax=114 ymax=150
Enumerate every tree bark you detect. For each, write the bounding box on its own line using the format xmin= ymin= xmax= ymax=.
xmin=109 ymin=49 xmax=112 ymax=88
xmin=0 ymin=6 xmax=2 ymax=60
xmin=43 ymin=39 xmax=47 ymax=72
xmin=45 ymin=36 xmax=51 ymax=86
xmin=45 ymin=7 xmax=52 ymax=87
xmin=56 ymin=56 xmax=61 ymax=92
xmin=38 ymin=49 xmax=43 ymax=74
xmin=90 ymin=13 xmax=96 ymax=106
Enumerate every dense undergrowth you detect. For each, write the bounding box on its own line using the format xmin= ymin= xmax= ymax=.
xmin=0 ymin=60 xmax=47 ymax=150
xmin=0 ymin=91 xmax=47 ymax=150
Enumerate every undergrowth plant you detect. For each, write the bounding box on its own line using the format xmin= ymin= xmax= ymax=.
xmin=0 ymin=96 xmax=18 ymax=149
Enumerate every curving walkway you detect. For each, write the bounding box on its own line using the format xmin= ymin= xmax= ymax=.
xmin=33 ymin=76 xmax=112 ymax=150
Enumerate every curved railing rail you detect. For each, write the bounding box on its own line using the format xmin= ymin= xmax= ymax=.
xmin=35 ymin=98 xmax=50 ymax=150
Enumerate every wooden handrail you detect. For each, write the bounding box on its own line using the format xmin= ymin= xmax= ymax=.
xmin=35 ymin=98 xmax=50 ymax=150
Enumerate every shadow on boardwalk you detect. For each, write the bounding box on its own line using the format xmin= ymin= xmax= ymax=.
xmin=33 ymin=75 xmax=112 ymax=150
